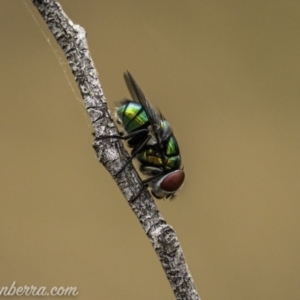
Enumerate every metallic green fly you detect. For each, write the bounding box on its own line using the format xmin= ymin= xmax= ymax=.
xmin=98 ymin=71 xmax=185 ymax=201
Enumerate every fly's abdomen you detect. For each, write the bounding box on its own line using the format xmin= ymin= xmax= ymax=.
xmin=116 ymin=101 xmax=149 ymax=133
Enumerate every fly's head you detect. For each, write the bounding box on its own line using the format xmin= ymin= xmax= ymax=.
xmin=149 ymin=169 xmax=185 ymax=199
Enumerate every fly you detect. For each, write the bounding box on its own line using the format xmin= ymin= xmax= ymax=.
xmin=97 ymin=71 xmax=185 ymax=201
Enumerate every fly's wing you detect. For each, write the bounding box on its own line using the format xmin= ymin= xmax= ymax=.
xmin=124 ymin=71 xmax=163 ymax=145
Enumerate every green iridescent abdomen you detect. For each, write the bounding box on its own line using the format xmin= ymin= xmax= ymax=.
xmin=116 ymin=101 xmax=149 ymax=132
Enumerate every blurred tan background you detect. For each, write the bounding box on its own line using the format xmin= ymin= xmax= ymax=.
xmin=1 ymin=0 xmax=300 ymax=299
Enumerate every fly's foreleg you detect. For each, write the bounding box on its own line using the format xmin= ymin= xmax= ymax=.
xmin=114 ymin=135 xmax=151 ymax=176
xmin=93 ymin=128 xmax=148 ymax=141
xmin=128 ymin=170 xmax=164 ymax=202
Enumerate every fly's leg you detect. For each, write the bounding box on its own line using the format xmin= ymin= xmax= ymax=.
xmin=93 ymin=128 xmax=148 ymax=141
xmin=93 ymin=128 xmax=150 ymax=176
xmin=93 ymin=128 xmax=162 ymax=201
xmin=129 ymin=170 xmax=164 ymax=202
xmin=142 ymin=171 xmax=164 ymax=184
xmin=115 ymin=135 xmax=151 ymax=176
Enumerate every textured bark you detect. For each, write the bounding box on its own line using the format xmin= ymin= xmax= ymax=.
xmin=31 ymin=1 xmax=200 ymax=299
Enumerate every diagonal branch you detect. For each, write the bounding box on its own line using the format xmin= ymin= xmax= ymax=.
xmin=31 ymin=1 xmax=200 ymax=299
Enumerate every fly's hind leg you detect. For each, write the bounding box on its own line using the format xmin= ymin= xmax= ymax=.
xmin=114 ymin=135 xmax=151 ymax=176
xmin=93 ymin=128 xmax=150 ymax=176
xmin=128 ymin=169 xmax=164 ymax=202
xmin=93 ymin=128 xmax=148 ymax=141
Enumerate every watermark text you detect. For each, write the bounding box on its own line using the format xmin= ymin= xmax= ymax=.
xmin=0 ymin=281 xmax=78 ymax=297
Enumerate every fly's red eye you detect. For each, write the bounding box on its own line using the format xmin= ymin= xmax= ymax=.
xmin=161 ymin=170 xmax=185 ymax=192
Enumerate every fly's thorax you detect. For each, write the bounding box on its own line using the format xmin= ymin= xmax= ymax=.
xmin=145 ymin=125 xmax=157 ymax=146
xmin=146 ymin=120 xmax=173 ymax=146
xmin=159 ymin=120 xmax=173 ymax=141
xmin=149 ymin=170 xmax=185 ymax=199
xmin=136 ymin=147 xmax=164 ymax=167
xmin=136 ymin=143 xmax=181 ymax=171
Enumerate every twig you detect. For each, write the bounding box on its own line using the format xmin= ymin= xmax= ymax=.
xmin=31 ymin=1 xmax=200 ymax=299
